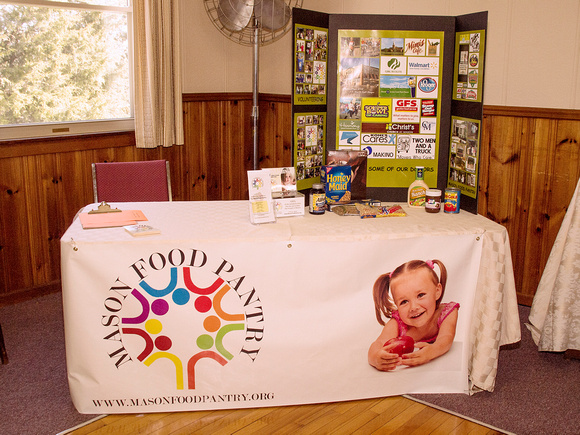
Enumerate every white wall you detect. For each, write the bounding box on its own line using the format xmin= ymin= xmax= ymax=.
xmin=182 ymin=0 xmax=580 ymax=109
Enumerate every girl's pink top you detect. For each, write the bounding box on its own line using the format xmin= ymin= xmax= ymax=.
xmin=391 ymin=302 xmax=460 ymax=343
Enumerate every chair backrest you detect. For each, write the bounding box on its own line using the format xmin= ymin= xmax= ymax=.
xmin=92 ymin=160 xmax=172 ymax=203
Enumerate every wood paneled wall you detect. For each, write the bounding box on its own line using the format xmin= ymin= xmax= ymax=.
xmin=478 ymin=106 xmax=580 ymax=305
xmin=0 ymin=94 xmax=578 ymax=306
xmin=0 ymin=93 xmax=292 ymax=304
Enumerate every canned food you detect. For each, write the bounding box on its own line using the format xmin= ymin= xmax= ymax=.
xmin=444 ymin=188 xmax=460 ymax=213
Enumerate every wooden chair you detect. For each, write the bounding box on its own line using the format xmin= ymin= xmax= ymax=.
xmin=92 ymin=160 xmax=172 ymax=203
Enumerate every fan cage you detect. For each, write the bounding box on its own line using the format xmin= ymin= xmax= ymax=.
xmin=204 ymin=0 xmax=303 ymax=47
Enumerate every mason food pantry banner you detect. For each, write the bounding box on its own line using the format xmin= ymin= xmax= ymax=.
xmin=62 ymin=232 xmax=482 ymax=414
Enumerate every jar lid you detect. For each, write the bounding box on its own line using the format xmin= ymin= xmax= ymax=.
xmin=426 ymin=189 xmax=442 ymax=195
xmin=312 ymin=183 xmax=324 ymax=189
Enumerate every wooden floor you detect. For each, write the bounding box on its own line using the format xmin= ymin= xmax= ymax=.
xmin=67 ymin=396 xmax=506 ymax=434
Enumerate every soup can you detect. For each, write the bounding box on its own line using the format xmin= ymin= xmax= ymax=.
xmin=444 ymin=188 xmax=461 ymax=213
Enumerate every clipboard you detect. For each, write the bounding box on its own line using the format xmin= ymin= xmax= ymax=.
xmin=88 ymin=202 xmax=122 ymax=214
xmin=79 ymin=205 xmax=148 ymax=229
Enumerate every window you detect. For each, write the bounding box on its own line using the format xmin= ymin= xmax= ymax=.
xmin=0 ymin=0 xmax=133 ymax=140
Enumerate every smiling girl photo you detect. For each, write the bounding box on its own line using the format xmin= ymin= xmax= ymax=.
xmin=368 ymin=259 xmax=459 ymax=371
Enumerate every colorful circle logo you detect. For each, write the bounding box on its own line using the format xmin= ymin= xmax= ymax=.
xmin=103 ymin=251 xmax=264 ymax=390
xmin=252 ymin=177 xmax=264 ymax=190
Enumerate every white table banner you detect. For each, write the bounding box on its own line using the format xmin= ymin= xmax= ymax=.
xmin=63 ymin=232 xmax=482 ymax=413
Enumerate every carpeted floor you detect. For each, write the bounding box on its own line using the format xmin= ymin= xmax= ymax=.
xmin=410 ymin=305 xmax=580 ymax=435
xmin=0 ymin=293 xmax=101 ymax=435
xmin=0 ymin=292 xmax=578 ymax=435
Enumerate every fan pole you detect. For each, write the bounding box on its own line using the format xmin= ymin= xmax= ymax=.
xmin=252 ymin=21 xmax=259 ymax=170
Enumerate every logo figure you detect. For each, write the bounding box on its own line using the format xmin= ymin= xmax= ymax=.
xmin=340 ymin=131 xmax=359 ymax=145
xmin=387 ymin=58 xmax=401 ymax=70
xmin=120 ymin=267 xmax=246 ymax=389
xmin=252 ymin=177 xmax=264 ymax=190
xmin=418 ymin=77 xmax=437 ymax=93
xmin=398 ymin=136 xmax=411 ymax=153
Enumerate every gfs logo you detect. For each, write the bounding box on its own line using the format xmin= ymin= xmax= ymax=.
xmin=395 ymin=99 xmax=418 ymax=108
xmin=418 ymin=77 xmax=437 ymax=94
xmin=394 ymin=99 xmax=419 ymax=112
xmin=101 ymin=248 xmax=263 ymax=390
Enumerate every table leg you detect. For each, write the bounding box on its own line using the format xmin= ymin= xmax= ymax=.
xmin=0 ymin=323 xmax=7 ymax=364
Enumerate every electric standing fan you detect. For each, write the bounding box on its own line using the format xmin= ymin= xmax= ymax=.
xmin=204 ymin=0 xmax=303 ymax=169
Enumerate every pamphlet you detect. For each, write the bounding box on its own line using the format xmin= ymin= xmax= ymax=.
xmin=124 ymin=224 xmax=161 ymax=237
xmin=268 ymin=167 xmax=298 ymax=198
xmin=247 ymin=170 xmax=276 ymax=224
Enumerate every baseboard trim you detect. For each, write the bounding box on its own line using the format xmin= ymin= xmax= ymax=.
xmin=0 ymin=282 xmax=61 ymax=307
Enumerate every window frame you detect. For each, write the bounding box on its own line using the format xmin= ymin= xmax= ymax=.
xmin=0 ymin=0 xmax=135 ymax=140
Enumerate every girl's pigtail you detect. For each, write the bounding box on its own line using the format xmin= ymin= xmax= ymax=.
xmin=432 ymin=259 xmax=447 ymax=306
xmin=372 ymin=272 xmax=392 ymax=325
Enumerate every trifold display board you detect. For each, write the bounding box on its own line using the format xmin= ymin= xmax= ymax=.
xmin=291 ymin=9 xmax=487 ymax=214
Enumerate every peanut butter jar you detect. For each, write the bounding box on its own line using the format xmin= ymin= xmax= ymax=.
xmin=425 ymin=189 xmax=442 ymax=213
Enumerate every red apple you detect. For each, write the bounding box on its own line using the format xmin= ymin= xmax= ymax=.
xmin=384 ymin=336 xmax=415 ymax=356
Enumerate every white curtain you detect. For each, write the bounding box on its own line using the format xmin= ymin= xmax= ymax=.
xmin=134 ymin=0 xmax=184 ymax=148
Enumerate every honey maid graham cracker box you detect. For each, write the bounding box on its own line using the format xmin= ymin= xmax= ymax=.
xmin=321 ymin=165 xmax=352 ymax=204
